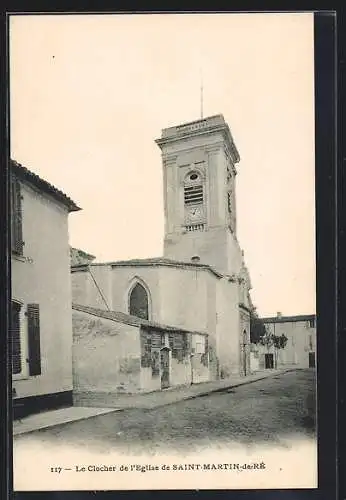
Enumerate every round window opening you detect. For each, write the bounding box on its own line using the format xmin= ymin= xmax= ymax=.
xmin=190 ymin=173 xmax=198 ymax=181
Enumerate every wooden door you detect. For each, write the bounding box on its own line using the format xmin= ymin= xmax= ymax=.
xmin=265 ymin=353 xmax=274 ymax=369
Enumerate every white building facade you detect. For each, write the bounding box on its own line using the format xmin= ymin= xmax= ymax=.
xmin=250 ymin=313 xmax=317 ymax=371
xmin=11 ymin=160 xmax=80 ymax=418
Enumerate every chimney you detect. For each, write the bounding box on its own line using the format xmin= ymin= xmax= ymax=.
xmin=277 ymin=312 xmax=282 ymax=318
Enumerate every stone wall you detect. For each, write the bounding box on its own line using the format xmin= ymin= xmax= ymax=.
xmin=72 ymin=310 xmax=141 ymax=394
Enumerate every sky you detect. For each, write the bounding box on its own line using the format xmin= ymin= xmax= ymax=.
xmin=9 ymin=13 xmax=315 ymax=317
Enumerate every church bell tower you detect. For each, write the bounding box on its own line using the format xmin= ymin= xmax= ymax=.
xmin=155 ymin=114 xmax=242 ymax=276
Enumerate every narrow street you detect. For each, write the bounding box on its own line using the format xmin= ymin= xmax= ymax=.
xmin=14 ymin=369 xmax=316 ymax=455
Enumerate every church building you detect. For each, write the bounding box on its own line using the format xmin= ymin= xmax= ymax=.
xmin=72 ymin=114 xmax=253 ymax=391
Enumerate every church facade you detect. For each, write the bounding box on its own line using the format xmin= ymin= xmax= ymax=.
xmin=72 ymin=114 xmax=253 ymax=389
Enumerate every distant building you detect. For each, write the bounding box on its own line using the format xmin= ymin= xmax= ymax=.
xmin=250 ymin=313 xmax=316 ymax=371
xmin=10 ymin=159 xmax=81 ymax=418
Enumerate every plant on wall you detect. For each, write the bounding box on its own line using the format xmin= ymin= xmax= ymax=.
xmin=250 ymin=309 xmax=267 ymax=344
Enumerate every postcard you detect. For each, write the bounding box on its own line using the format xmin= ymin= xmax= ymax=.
xmin=10 ymin=11 xmax=317 ymax=491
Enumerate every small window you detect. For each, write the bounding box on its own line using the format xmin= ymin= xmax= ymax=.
xmin=189 ymin=173 xmax=198 ymax=181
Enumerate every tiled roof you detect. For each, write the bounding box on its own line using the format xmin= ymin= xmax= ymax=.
xmin=262 ymin=314 xmax=316 ymax=324
xmin=11 ymin=159 xmax=81 ymax=212
xmin=71 ymin=257 xmax=223 ymax=278
xmin=72 ymin=303 xmax=208 ymax=336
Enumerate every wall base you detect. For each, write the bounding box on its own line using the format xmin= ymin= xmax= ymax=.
xmin=13 ymin=391 xmax=73 ymax=420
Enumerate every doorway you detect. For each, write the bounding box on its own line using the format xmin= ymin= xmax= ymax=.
xmin=265 ymin=353 xmax=274 ymax=369
xmin=160 ymin=347 xmax=170 ymax=389
xmin=309 ymin=352 xmax=316 ymax=368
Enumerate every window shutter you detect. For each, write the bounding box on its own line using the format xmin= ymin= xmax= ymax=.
xmin=11 ymin=302 xmax=22 ymax=375
xmin=27 ymin=304 xmax=41 ymax=376
xmin=11 ymin=177 xmax=24 ymax=255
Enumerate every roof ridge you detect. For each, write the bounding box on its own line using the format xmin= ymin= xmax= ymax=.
xmin=88 ymin=257 xmax=223 ymax=278
xmin=72 ymin=303 xmax=208 ymax=336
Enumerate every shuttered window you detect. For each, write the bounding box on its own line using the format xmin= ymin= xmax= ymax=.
xmin=27 ymin=303 xmax=41 ymax=376
xmin=11 ymin=302 xmax=22 ymax=374
xmin=151 ymin=331 xmax=163 ymax=349
xmin=11 ymin=177 xmax=24 ymax=255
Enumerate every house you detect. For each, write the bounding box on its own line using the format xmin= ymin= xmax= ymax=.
xmin=72 ymin=303 xmax=210 ymax=406
xmin=10 ymin=159 xmax=81 ymax=419
xmin=71 ymin=114 xmax=254 ymax=384
xmin=250 ymin=312 xmax=317 ymax=371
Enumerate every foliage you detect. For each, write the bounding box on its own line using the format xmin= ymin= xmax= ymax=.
xmin=250 ymin=310 xmax=267 ymax=344
xmin=259 ymin=332 xmax=288 ymax=350
xmin=273 ymin=333 xmax=288 ymax=350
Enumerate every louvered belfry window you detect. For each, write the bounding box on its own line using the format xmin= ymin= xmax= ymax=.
xmin=27 ymin=303 xmax=41 ymax=376
xmin=184 ymin=185 xmax=203 ymax=205
xmin=11 ymin=176 xmax=24 ymax=255
xmin=11 ymin=302 xmax=22 ymax=375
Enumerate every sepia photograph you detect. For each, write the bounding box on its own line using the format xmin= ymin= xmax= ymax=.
xmin=9 ymin=12 xmax=317 ymax=491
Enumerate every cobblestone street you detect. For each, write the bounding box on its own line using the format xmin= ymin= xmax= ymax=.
xmin=15 ymin=369 xmax=316 ymax=455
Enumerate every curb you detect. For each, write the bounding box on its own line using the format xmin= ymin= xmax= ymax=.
xmin=184 ymin=367 xmax=300 ymax=400
xmin=13 ymin=408 xmax=124 ymax=437
xmin=162 ymin=367 xmax=299 ymax=404
xmin=126 ymin=367 xmax=301 ymax=411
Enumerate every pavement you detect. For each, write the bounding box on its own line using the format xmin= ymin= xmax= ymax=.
xmin=13 ymin=366 xmax=299 ymax=437
xmin=13 ymin=406 xmax=121 ymax=436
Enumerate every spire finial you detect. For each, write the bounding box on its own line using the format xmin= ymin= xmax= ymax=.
xmin=200 ymin=68 xmax=204 ymax=119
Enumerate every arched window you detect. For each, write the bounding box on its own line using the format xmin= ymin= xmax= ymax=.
xmin=129 ymin=283 xmax=149 ymax=320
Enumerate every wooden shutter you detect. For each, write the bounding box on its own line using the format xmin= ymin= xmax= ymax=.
xmin=11 ymin=177 xmax=23 ymax=255
xmin=151 ymin=331 xmax=163 ymax=349
xmin=27 ymin=304 xmax=41 ymax=376
xmin=11 ymin=302 xmax=22 ymax=374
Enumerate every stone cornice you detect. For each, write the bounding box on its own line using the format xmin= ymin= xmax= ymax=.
xmin=156 ymin=124 xmax=240 ymax=164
